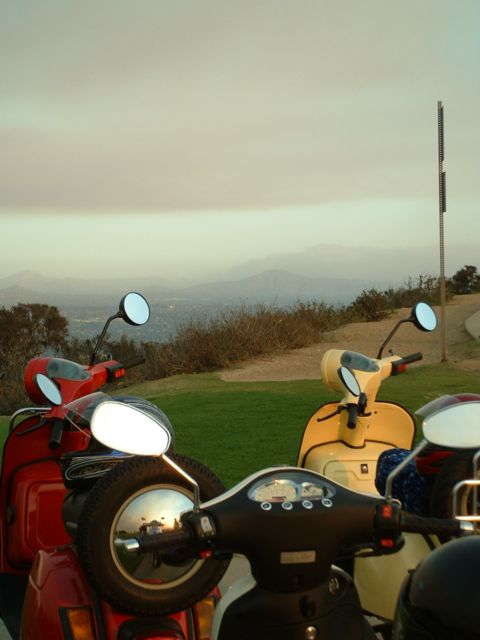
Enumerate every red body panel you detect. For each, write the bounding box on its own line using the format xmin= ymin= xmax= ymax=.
xmin=21 ymin=547 xmax=195 ymax=639
xmin=0 ymin=417 xmax=88 ymax=573
xmin=7 ymin=461 xmax=68 ymax=565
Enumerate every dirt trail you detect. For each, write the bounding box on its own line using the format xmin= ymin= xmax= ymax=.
xmin=219 ymin=294 xmax=480 ymax=382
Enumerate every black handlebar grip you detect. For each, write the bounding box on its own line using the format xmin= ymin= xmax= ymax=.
xmin=122 ymin=356 xmax=146 ymax=370
xmin=401 ymin=352 xmax=423 ymax=364
xmin=48 ymin=419 xmax=64 ymax=449
xmin=347 ymin=404 xmax=357 ymax=429
xmin=137 ymin=527 xmax=193 ymax=554
xmin=400 ymin=512 xmax=463 ymax=537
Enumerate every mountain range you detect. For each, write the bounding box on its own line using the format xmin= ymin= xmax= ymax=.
xmin=0 ymin=268 xmax=393 ymax=308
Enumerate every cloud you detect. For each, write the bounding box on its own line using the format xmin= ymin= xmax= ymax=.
xmin=1 ymin=1 xmax=479 ymax=211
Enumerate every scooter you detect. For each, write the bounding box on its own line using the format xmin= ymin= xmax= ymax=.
xmin=20 ymin=400 xmax=228 ymax=640
xmin=295 ymin=301 xmax=439 ymax=623
xmin=0 ymin=293 xmax=228 ymax=638
xmin=86 ymin=388 xmax=480 ymax=639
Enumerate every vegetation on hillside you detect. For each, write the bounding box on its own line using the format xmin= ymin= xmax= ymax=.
xmin=0 ymin=265 xmax=475 ymax=414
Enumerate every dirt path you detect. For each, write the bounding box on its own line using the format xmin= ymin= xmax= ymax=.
xmin=219 ymin=294 xmax=480 ymax=382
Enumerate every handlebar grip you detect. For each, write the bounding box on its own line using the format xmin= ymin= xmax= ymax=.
xmin=122 ymin=356 xmax=146 ymax=370
xmin=137 ymin=527 xmax=193 ymax=554
xmin=400 ymin=512 xmax=463 ymax=537
xmin=48 ymin=419 xmax=64 ymax=449
xmin=347 ymin=404 xmax=357 ymax=429
xmin=401 ymin=352 xmax=423 ymax=364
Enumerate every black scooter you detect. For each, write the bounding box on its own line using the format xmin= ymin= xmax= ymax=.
xmin=86 ymin=384 xmax=480 ymax=640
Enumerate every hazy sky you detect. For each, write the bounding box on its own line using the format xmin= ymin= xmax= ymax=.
xmin=1 ymin=1 xmax=479 ymax=282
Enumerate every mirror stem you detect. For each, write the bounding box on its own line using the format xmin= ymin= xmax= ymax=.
xmin=90 ymin=313 xmax=119 ymax=366
xmin=161 ymin=453 xmax=201 ymax=512
xmin=385 ymin=440 xmax=428 ymax=502
xmin=377 ymin=319 xmax=408 ymax=359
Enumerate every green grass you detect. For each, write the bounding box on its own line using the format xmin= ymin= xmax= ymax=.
xmin=121 ymin=364 xmax=480 ymax=486
xmin=1 ymin=364 xmax=478 ymax=487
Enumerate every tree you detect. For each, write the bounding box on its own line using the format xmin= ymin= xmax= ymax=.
xmin=0 ymin=303 xmax=68 ymax=357
xmin=450 ymin=265 xmax=480 ymax=294
xmin=0 ymin=303 xmax=69 ymax=413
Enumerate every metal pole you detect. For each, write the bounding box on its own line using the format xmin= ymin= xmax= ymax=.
xmin=438 ymin=101 xmax=447 ymax=362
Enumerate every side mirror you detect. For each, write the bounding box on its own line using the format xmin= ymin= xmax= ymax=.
xmin=422 ymin=401 xmax=480 ymax=448
xmin=91 ymin=400 xmax=201 ymax=509
xmin=377 ymin=301 xmax=437 ymax=358
xmin=119 ymin=292 xmax=150 ymax=327
xmin=35 ymin=373 xmax=62 ymax=406
xmin=410 ymin=302 xmax=437 ymax=332
xmin=91 ymin=401 xmax=171 ymax=455
xmin=89 ymin=292 xmax=150 ymax=365
xmin=338 ymin=366 xmax=361 ymax=396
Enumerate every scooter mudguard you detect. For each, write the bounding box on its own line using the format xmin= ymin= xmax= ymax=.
xmin=21 ymin=547 xmax=194 ymax=639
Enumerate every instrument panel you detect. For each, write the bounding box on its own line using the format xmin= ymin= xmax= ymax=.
xmin=248 ymin=472 xmax=336 ymax=504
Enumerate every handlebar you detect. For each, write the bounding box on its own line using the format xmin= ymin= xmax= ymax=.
xmin=390 ymin=352 xmax=423 ymax=376
xmin=399 ymin=352 xmax=423 ymax=365
xmin=48 ymin=418 xmax=65 ymax=449
xmin=400 ymin=512 xmax=472 ymax=537
xmin=114 ymin=463 xmax=477 ymax=598
xmin=347 ymin=404 xmax=357 ymax=429
xmin=104 ymin=356 xmax=145 ymax=382
xmin=126 ymin=506 xmax=475 ymax=561
xmin=135 ymin=527 xmax=193 ymax=553
xmin=122 ymin=356 xmax=146 ymax=370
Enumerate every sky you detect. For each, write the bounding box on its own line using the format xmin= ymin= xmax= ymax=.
xmin=1 ymin=0 xmax=479 ymax=284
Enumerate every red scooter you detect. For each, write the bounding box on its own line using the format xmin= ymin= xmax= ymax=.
xmin=0 ymin=293 xmax=228 ymax=639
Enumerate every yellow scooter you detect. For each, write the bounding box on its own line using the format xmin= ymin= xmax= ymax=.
xmin=296 ymin=302 xmax=438 ymax=624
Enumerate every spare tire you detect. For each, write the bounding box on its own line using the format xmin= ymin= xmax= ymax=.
xmin=75 ymin=453 xmax=230 ymax=615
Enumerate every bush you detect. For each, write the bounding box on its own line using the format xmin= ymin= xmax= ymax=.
xmin=139 ymin=303 xmax=340 ymax=378
xmin=449 ymin=265 xmax=480 ymax=294
xmin=346 ymin=288 xmax=393 ymax=322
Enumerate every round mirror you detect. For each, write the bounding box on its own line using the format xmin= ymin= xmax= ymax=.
xmin=35 ymin=373 xmax=62 ymax=406
xmin=91 ymin=401 xmax=171 ymax=455
xmin=423 ymin=401 xmax=480 ymax=448
xmin=338 ymin=366 xmax=361 ymax=396
xmin=119 ymin=292 xmax=150 ymax=326
xmin=411 ymin=302 xmax=437 ymax=332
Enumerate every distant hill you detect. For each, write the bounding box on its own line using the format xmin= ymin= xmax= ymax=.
xmin=0 ymin=270 xmax=174 ymax=305
xmin=226 ymin=243 xmax=478 ymax=282
xmin=0 ymin=268 xmax=390 ymax=307
xmin=172 ymin=269 xmax=386 ymax=304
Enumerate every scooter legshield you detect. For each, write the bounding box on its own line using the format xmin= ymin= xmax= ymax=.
xmin=21 ymin=547 xmax=195 ymax=639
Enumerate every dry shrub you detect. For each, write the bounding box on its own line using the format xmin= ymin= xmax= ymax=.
xmin=135 ymin=275 xmax=449 ymax=381
xmin=139 ymin=302 xmax=343 ymax=379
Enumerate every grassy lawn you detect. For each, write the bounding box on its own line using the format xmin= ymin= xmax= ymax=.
xmin=1 ymin=364 xmax=478 ymax=487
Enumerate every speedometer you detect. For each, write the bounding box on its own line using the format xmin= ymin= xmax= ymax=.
xmin=249 ymin=479 xmax=297 ymax=503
